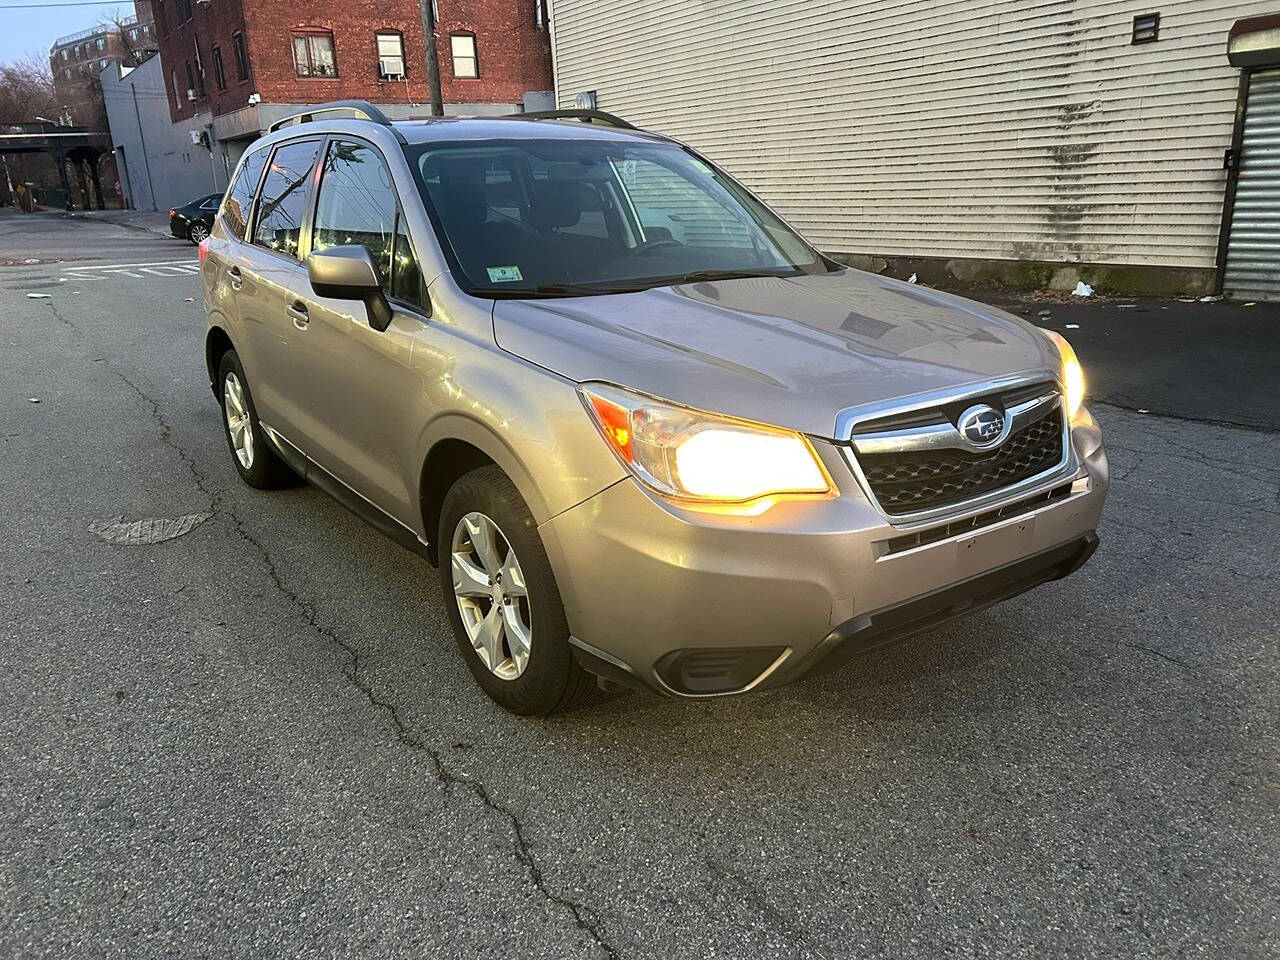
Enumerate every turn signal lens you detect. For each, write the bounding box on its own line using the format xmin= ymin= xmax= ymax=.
xmin=580 ymin=383 xmax=830 ymax=504
xmin=1040 ymin=329 xmax=1085 ymax=420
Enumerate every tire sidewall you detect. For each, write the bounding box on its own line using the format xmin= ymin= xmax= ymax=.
xmin=438 ymin=467 xmax=576 ymax=715
xmin=217 ymin=350 xmax=276 ymax=488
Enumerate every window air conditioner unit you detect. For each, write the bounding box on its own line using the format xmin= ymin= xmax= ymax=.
xmin=187 ymin=88 xmax=197 ymax=101
xmin=379 ymin=60 xmax=404 ymax=79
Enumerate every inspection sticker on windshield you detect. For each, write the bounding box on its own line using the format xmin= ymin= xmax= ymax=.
xmin=486 ymin=265 xmax=524 ymax=283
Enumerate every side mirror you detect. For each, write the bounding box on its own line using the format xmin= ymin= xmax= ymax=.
xmin=307 ymin=245 xmax=393 ymax=332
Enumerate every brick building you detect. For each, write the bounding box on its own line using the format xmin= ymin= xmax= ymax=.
xmin=150 ymin=0 xmax=553 ymax=176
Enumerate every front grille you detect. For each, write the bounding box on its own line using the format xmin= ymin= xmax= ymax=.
xmin=856 ymin=406 xmax=1066 ymax=515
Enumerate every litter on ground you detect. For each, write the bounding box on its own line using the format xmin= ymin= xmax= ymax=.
xmin=1065 ymin=323 xmax=1080 ymax=329
xmin=26 ymin=293 xmax=51 ymax=299
xmin=907 ymin=273 xmax=918 ymax=284
xmin=1071 ymin=281 xmax=1093 ymax=297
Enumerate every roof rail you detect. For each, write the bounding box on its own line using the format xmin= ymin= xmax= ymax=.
xmin=267 ymin=100 xmax=396 ymax=133
xmin=515 ymin=109 xmax=636 ymax=130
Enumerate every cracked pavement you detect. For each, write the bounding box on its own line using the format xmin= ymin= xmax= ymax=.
xmin=1 ymin=211 xmax=1277 ymax=959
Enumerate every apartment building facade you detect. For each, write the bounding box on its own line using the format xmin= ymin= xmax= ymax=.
xmin=550 ymin=1 xmax=1280 ymax=299
xmin=49 ymin=3 xmax=158 ymax=127
xmin=151 ymin=0 xmax=553 ymax=174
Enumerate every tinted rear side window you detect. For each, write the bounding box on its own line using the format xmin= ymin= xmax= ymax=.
xmin=253 ymin=139 xmax=321 ymax=260
xmin=223 ymin=147 xmax=268 ymax=241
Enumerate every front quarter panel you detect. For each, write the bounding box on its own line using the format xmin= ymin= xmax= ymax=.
xmin=410 ymin=274 xmax=628 ymax=539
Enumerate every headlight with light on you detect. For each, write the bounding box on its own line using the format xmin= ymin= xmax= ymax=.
xmin=580 ymin=383 xmax=831 ymax=503
xmin=1039 ymin=328 xmax=1086 ymax=420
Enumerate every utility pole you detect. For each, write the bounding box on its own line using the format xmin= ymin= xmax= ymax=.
xmin=417 ymin=0 xmax=444 ymax=116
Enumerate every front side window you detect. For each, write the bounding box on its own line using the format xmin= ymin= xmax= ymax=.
xmin=408 ymin=138 xmax=827 ymax=298
xmin=292 ymin=31 xmax=336 ymax=77
xmin=252 ymin=139 xmax=321 ymax=259
xmin=223 ymin=146 xmax=269 ymax=240
xmin=312 ymin=139 xmax=420 ymax=306
xmin=376 ymin=31 xmax=404 ymax=79
xmin=450 ymin=34 xmax=477 ymax=78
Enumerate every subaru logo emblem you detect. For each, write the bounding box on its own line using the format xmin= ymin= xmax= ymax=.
xmin=959 ymin=404 xmax=1006 ymax=448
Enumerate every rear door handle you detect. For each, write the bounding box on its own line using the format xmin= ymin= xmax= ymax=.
xmin=286 ymin=301 xmax=310 ymax=328
xmin=227 ymin=265 xmax=242 ymax=290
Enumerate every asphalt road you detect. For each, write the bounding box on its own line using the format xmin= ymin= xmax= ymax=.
xmin=2 ymin=211 xmax=1277 ymax=959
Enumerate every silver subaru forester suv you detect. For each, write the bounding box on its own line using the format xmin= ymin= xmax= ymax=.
xmin=201 ymin=101 xmax=1107 ymax=714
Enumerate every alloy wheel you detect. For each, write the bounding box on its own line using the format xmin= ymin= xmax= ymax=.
xmin=223 ymin=371 xmax=254 ymax=469
xmin=189 ymin=224 xmax=209 ymax=243
xmin=450 ymin=511 xmax=532 ymax=680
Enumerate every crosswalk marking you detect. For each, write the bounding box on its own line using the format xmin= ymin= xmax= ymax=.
xmin=61 ymin=260 xmax=200 ymax=282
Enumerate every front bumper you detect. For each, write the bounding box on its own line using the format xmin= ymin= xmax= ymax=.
xmin=538 ymin=407 xmax=1109 ymax=698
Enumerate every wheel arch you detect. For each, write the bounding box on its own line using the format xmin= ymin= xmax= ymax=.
xmin=205 ymin=325 xmax=236 ymax=395
xmin=418 ymin=416 xmax=549 ymax=567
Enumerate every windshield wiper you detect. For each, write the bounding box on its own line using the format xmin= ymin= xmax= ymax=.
xmin=635 ymin=268 xmax=799 ymax=288
xmin=491 ymin=283 xmax=646 ymax=299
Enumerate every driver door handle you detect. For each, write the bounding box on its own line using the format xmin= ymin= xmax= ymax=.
xmin=287 ymin=301 xmax=310 ymax=329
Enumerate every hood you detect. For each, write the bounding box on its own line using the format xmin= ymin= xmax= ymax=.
xmin=492 ymin=269 xmax=1061 ymax=439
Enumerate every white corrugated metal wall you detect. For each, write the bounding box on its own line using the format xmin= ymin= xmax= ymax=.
xmin=549 ymin=0 xmax=1269 ymax=270
xmin=1223 ymin=69 xmax=1280 ymax=298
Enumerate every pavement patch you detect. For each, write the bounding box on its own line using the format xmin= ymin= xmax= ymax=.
xmin=88 ymin=513 xmax=213 ymax=545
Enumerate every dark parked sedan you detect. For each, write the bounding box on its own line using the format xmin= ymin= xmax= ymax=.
xmin=169 ymin=193 xmax=222 ymax=244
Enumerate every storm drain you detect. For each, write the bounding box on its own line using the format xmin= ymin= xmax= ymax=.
xmin=89 ymin=513 xmax=212 ymax=545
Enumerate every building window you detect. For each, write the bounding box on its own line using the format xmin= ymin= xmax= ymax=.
xmin=185 ymin=60 xmax=195 ymax=99
xmin=95 ymin=37 xmax=105 ymax=50
xmin=172 ymin=69 xmax=181 ymax=110
xmin=292 ymin=31 xmax=336 ymax=77
xmin=194 ymin=49 xmax=206 ymax=95
xmin=176 ymin=0 xmax=192 ymax=22
xmin=535 ymin=0 xmax=546 ymax=28
xmin=1131 ymin=13 xmax=1160 ymax=44
xmin=232 ymin=31 xmax=249 ymax=80
xmin=450 ymin=33 xmax=477 ymax=78
xmin=128 ymin=28 xmax=137 ymax=40
xmin=154 ymin=0 xmax=167 ymax=36
xmin=64 ymin=68 xmax=71 ymax=80
xmin=142 ymin=24 xmax=150 ymax=35
xmin=100 ymin=58 xmax=108 ymax=69
xmin=59 ymin=48 xmax=67 ymax=60
xmin=212 ymin=46 xmax=226 ymax=90
xmin=376 ymin=31 xmax=404 ymax=79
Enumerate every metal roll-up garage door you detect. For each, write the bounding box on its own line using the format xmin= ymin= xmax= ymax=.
xmin=1224 ymin=70 xmax=1280 ymax=300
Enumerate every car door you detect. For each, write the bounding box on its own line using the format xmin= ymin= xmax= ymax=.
xmin=289 ymin=135 xmax=430 ymax=525
xmin=233 ymin=137 xmax=323 ymax=441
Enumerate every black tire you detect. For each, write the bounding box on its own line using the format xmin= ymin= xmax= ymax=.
xmin=438 ymin=465 xmax=594 ymax=715
xmin=216 ymin=350 xmax=297 ymax=489
xmin=188 ymin=223 xmax=209 ymax=244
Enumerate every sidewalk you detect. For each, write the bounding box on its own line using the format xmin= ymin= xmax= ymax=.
xmin=59 ymin=208 xmax=172 ymax=239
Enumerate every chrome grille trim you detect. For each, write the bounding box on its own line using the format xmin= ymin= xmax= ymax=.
xmin=851 ymin=390 xmax=1060 ymax=456
xmin=833 ymin=373 xmax=1078 ymax=528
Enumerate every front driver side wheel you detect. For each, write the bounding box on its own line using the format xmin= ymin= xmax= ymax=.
xmin=439 ymin=465 xmax=593 ymax=715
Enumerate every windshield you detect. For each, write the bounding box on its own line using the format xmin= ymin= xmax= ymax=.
xmin=405 ymin=137 xmax=831 ymax=297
